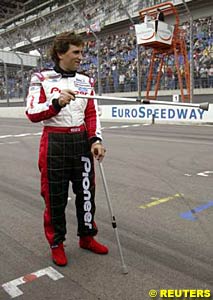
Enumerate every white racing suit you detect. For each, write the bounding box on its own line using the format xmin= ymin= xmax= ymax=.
xmin=26 ymin=67 xmax=102 ymax=246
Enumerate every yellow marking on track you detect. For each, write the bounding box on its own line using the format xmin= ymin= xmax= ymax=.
xmin=139 ymin=193 xmax=183 ymax=209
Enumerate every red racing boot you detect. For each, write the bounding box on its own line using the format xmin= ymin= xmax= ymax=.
xmin=79 ymin=236 xmax=109 ymax=254
xmin=51 ymin=243 xmax=67 ymax=266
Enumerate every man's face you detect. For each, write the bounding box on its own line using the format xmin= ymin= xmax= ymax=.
xmin=58 ymin=44 xmax=83 ymax=71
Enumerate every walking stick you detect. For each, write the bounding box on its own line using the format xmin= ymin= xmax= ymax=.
xmin=99 ymin=162 xmax=128 ymax=274
xmin=76 ymin=94 xmax=209 ymax=111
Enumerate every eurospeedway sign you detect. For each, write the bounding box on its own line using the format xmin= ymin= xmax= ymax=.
xmin=99 ymin=104 xmax=213 ymax=124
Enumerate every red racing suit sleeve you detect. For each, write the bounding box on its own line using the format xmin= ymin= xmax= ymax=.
xmin=84 ymin=89 xmax=102 ymax=143
xmin=26 ymin=72 xmax=61 ymax=123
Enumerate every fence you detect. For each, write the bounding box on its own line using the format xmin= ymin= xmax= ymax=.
xmin=0 ymin=50 xmax=39 ymax=105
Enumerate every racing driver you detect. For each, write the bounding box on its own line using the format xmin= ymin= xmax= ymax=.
xmin=26 ymin=31 xmax=108 ymax=266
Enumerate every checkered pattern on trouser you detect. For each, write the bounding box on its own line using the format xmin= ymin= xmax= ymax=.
xmin=39 ymin=130 xmax=98 ymax=246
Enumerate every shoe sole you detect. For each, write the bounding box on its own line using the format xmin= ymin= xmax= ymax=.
xmin=52 ymin=259 xmax=67 ymax=266
xmin=80 ymin=246 xmax=108 ymax=255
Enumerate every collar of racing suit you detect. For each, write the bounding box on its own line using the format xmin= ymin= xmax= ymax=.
xmin=54 ymin=65 xmax=76 ymax=78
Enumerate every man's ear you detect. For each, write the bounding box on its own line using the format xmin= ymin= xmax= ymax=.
xmin=57 ymin=52 xmax=63 ymax=60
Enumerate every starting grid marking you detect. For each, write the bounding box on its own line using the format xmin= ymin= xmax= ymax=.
xmin=140 ymin=194 xmax=213 ymax=221
xmin=180 ymin=200 xmax=213 ymax=221
xmin=139 ymin=193 xmax=183 ymax=209
xmin=2 ymin=266 xmax=64 ymax=298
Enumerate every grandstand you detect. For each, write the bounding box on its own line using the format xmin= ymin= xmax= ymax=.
xmin=0 ymin=0 xmax=212 ymax=104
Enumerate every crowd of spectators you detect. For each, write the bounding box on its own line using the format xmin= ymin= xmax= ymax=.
xmin=39 ymin=16 xmax=212 ymax=94
xmin=78 ymin=16 xmax=213 ymax=93
xmin=37 ymin=17 xmax=212 ymax=94
xmin=0 ymin=68 xmax=32 ymax=100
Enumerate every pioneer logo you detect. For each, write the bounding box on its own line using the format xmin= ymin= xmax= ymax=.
xmin=81 ymin=156 xmax=92 ymax=229
xmin=50 ymin=87 xmax=89 ymax=96
xmin=50 ymin=87 xmax=61 ymax=93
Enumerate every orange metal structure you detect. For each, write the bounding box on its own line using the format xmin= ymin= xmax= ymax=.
xmin=138 ymin=2 xmax=190 ymax=102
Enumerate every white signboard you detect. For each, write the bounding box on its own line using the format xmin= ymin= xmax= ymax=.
xmin=99 ymin=104 xmax=213 ymax=124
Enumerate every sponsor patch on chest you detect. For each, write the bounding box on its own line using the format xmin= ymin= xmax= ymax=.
xmin=74 ymin=78 xmax=91 ymax=88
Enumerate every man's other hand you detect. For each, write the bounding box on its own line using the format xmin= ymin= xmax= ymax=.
xmin=91 ymin=142 xmax=106 ymax=162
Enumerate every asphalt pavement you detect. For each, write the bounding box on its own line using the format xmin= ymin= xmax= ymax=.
xmin=0 ymin=118 xmax=213 ymax=300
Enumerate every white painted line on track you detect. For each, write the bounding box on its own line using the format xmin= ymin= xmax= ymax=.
xmin=102 ymin=123 xmax=149 ymax=130
xmin=197 ymin=171 xmax=213 ymax=177
xmin=0 ymin=124 xmax=146 ymax=141
xmin=104 ymin=126 xmax=119 ymax=129
xmin=2 ymin=266 xmax=64 ymax=298
xmin=7 ymin=141 xmax=20 ymax=145
xmin=184 ymin=170 xmax=213 ymax=177
xmin=0 ymin=132 xmax=42 ymax=140
xmin=0 ymin=141 xmax=20 ymax=146
xmin=0 ymin=135 xmax=13 ymax=139
xmin=13 ymin=133 xmax=32 ymax=137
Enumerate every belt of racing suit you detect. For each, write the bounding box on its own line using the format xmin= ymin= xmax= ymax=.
xmin=43 ymin=124 xmax=86 ymax=133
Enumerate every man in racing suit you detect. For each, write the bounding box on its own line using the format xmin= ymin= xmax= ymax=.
xmin=26 ymin=31 xmax=108 ymax=266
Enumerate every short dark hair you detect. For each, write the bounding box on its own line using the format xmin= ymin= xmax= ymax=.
xmin=49 ymin=31 xmax=84 ymax=65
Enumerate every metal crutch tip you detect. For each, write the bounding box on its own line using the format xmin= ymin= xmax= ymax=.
xmin=122 ymin=265 xmax=128 ymax=274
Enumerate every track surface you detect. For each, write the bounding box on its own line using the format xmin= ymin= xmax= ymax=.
xmin=0 ymin=119 xmax=213 ymax=300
